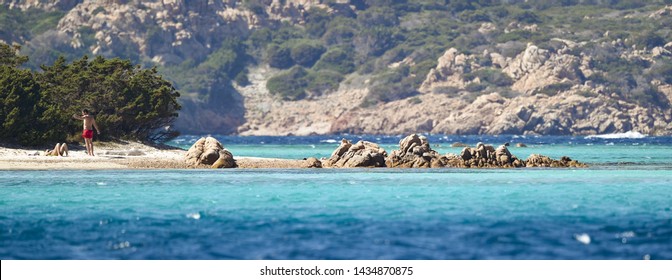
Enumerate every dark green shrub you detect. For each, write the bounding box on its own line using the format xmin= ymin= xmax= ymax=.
xmin=265 ymin=44 xmax=294 ymax=69
xmin=357 ymin=7 xmax=399 ymax=28
xmin=632 ymin=31 xmax=665 ymax=49
xmin=314 ymin=47 xmax=356 ymax=74
xmin=0 ymin=66 xmax=45 ymax=145
xmin=38 ymin=55 xmax=182 ymax=142
xmin=361 ymin=66 xmax=419 ymax=106
xmin=266 ymin=66 xmax=310 ymax=101
xmin=306 ymin=70 xmax=344 ymax=95
xmin=355 ymin=27 xmax=400 ymax=57
xmin=1 ymin=43 xmax=181 ymax=144
xmin=242 ymin=0 xmax=266 ymax=15
xmin=290 ymin=42 xmax=326 ymax=67
xmin=514 ymin=10 xmax=542 ymax=24
xmin=234 ymin=69 xmax=250 ymax=86
xmin=305 ymin=8 xmax=332 ymax=38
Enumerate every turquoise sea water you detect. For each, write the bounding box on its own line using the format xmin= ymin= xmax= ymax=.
xmin=1 ymin=135 xmax=671 ymax=259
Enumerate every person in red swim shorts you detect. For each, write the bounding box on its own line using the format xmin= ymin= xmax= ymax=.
xmin=73 ymin=109 xmax=101 ymax=156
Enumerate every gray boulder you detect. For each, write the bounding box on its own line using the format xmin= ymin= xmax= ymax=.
xmin=387 ymin=134 xmax=448 ymax=168
xmin=185 ymin=137 xmax=236 ymax=168
xmin=211 ymin=149 xmax=237 ymax=168
xmin=323 ymin=139 xmax=387 ymax=168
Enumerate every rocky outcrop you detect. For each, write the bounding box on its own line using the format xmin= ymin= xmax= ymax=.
xmin=185 ymin=136 xmax=236 ymax=168
xmin=322 ymin=139 xmax=387 ymax=168
xmin=303 ymin=157 xmax=322 ymax=168
xmin=324 ymin=134 xmax=585 ymax=169
xmin=458 ymin=142 xmax=525 ymax=168
xmin=14 ymin=0 xmax=332 ymax=66
xmin=420 ymin=48 xmax=477 ymax=91
xmin=503 ymin=43 xmax=584 ymax=93
xmin=386 ymin=134 xmax=449 ymax=168
xmin=211 ymin=149 xmax=236 ymax=169
xmin=525 ymin=154 xmax=586 ymax=168
xmin=55 ymin=0 xmax=259 ymax=64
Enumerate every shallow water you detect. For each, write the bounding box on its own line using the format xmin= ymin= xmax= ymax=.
xmin=1 ymin=135 xmax=671 ymax=259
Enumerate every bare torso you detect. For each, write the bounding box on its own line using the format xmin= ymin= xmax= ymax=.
xmin=82 ymin=115 xmax=95 ymax=130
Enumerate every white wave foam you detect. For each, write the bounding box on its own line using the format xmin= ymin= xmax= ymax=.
xmin=574 ymin=233 xmax=591 ymax=245
xmin=585 ymin=131 xmax=647 ymax=139
xmin=186 ymin=212 xmax=201 ymax=220
xmin=320 ymin=139 xmax=338 ymax=143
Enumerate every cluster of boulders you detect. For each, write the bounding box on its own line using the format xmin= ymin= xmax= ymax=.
xmin=386 ymin=134 xmax=450 ymax=168
xmin=184 ymin=134 xmax=586 ymax=169
xmin=458 ymin=142 xmax=525 ymax=168
xmin=322 ymin=139 xmax=387 ymax=168
xmin=525 ymin=154 xmax=586 ymax=168
xmin=185 ymin=137 xmax=236 ymax=168
xmin=324 ymin=134 xmax=586 ymax=168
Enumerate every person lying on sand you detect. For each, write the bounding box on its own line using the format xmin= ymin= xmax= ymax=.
xmin=45 ymin=143 xmax=68 ymax=157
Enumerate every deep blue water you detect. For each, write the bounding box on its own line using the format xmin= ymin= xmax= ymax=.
xmin=1 ymin=135 xmax=671 ymax=259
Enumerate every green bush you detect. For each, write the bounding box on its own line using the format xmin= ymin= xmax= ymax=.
xmin=632 ymin=31 xmax=665 ymax=49
xmin=234 ymin=69 xmax=250 ymax=86
xmin=314 ymin=47 xmax=356 ymax=74
xmin=305 ymin=8 xmax=332 ymax=38
xmin=355 ymin=27 xmax=400 ymax=57
xmin=265 ymin=44 xmax=294 ymax=69
xmin=2 ymin=45 xmax=182 ymax=145
xmin=357 ymin=7 xmax=399 ymax=28
xmin=290 ymin=41 xmax=326 ymax=67
xmin=0 ymin=66 xmax=45 ymax=145
xmin=306 ymin=70 xmax=344 ymax=95
xmin=361 ymin=66 xmax=419 ymax=107
xmin=36 ymin=55 xmax=182 ymax=142
xmin=266 ymin=67 xmax=344 ymax=101
xmin=514 ymin=10 xmax=542 ymax=24
xmin=266 ymin=66 xmax=310 ymax=101
xmin=0 ymin=6 xmax=65 ymax=42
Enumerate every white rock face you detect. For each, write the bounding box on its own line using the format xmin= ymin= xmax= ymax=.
xmin=503 ymin=44 xmax=583 ymax=93
xmin=420 ymin=48 xmax=479 ymax=91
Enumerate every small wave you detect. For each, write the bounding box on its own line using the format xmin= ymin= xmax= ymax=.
xmin=320 ymin=139 xmax=339 ymax=143
xmin=585 ymin=131 xmax=647 ymax=139
xmin=186 ymin=212 xmax=201 ymax=220
xmin=574 ymin=233 xmax=591 ymax=245
xmin=111 ymin=241 xmax=131 ymax=250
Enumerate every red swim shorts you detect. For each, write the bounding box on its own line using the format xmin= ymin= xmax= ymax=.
xmin=82 ymin=129 xmax=94 ymax=139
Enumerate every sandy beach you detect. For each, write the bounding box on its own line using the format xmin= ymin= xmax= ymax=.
xmin=0 ymin=141 xmax=308 ymax=170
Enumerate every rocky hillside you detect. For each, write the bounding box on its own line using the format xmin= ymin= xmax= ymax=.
xmin=2 ymin=0 xmax=671 ymax=136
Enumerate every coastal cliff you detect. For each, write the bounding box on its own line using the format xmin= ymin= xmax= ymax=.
xmin=2 ymin=0 xmax=671 ymax=136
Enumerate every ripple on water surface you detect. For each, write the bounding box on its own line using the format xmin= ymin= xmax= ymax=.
xmin=1 ymin=164 xmax=671 ymax=259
